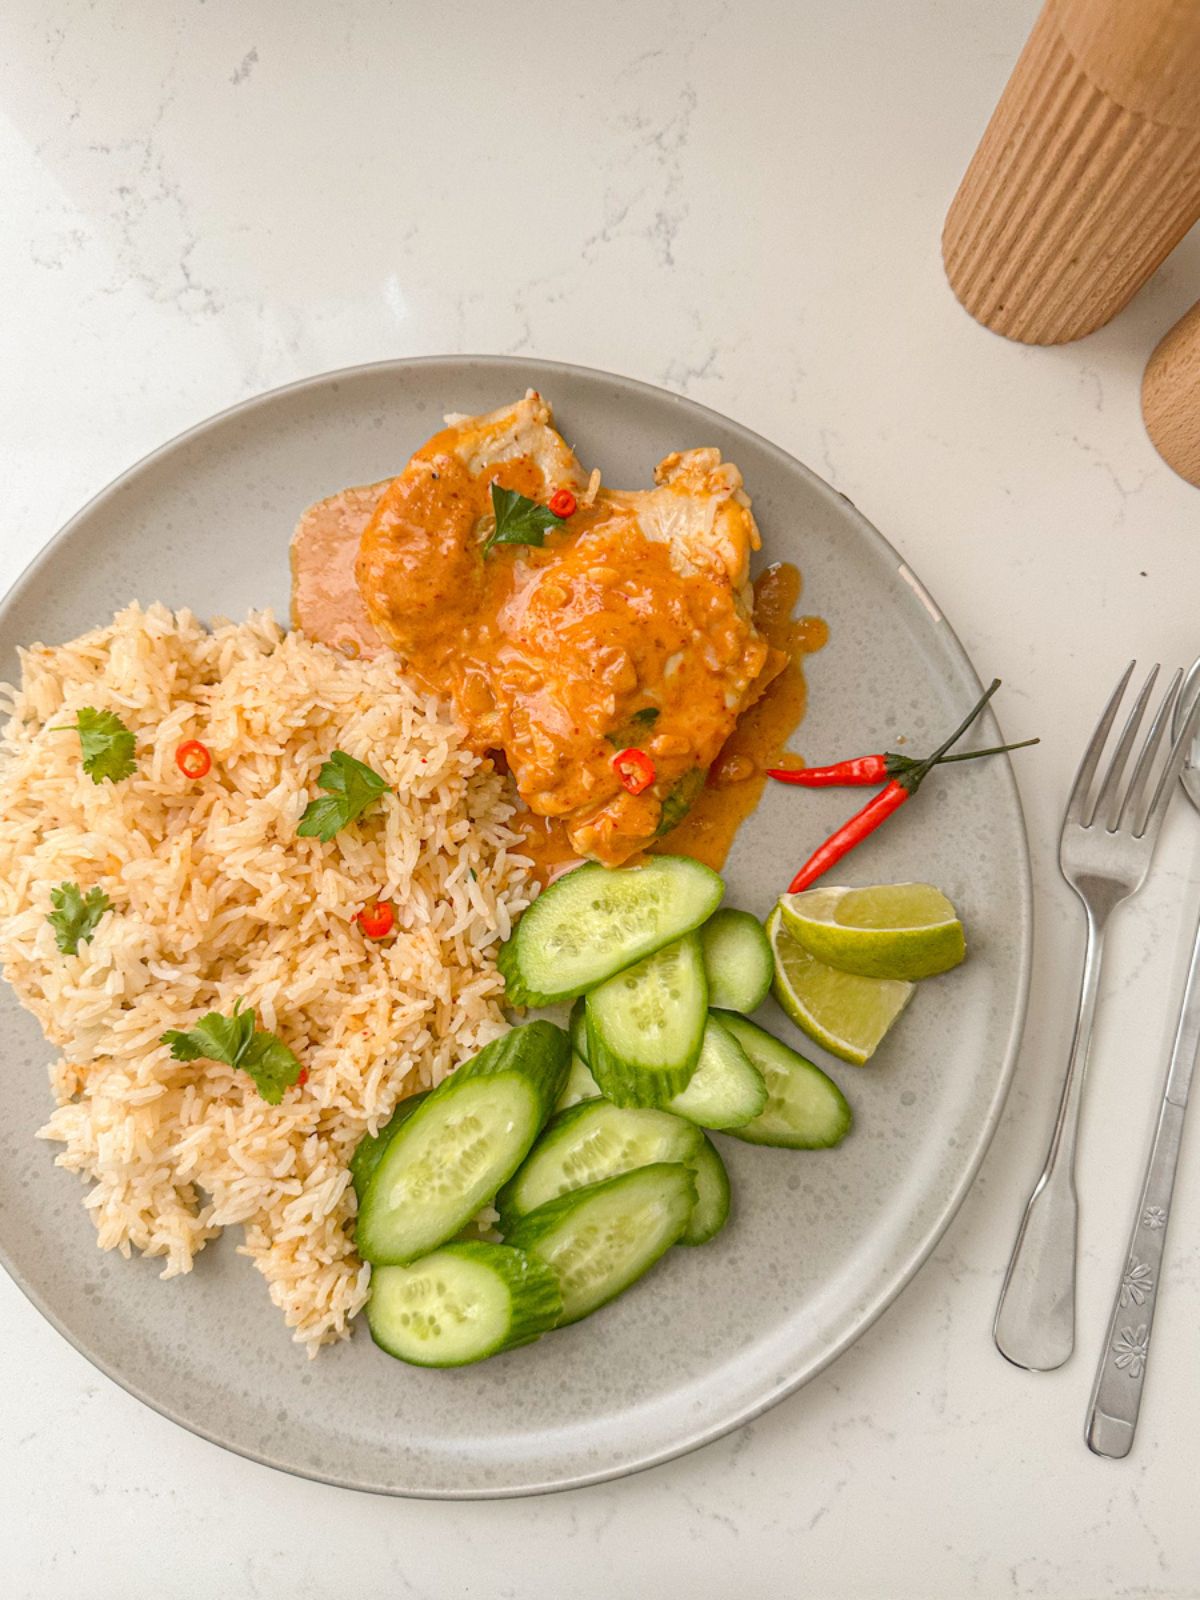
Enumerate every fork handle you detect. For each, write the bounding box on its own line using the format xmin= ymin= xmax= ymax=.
xmin=994 ymin=909 xmax=1108 ymax=1370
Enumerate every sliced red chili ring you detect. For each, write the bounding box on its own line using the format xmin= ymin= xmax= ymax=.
xmin=612 ymin=747 xmax=655 ymax=796
xmin=357 ymin=899 xmax=395 ymax=939
xmin=175 ymin=740 xmax=212 ymax=780
xmin=548 ymin=488 xmax=577 ymax=519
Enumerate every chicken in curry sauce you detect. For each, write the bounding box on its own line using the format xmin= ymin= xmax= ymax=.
xmin=292 ymin=391 xmax=821 ymax=869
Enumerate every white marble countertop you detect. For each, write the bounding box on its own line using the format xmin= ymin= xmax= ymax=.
xmin=3 ymin=3 xmax=1200 ymax=1596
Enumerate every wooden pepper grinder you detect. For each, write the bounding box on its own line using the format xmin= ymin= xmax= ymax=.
xmin=943 ymin=0 xmax=1200 ymax=345
xmin=1143 ymin=298 xmax=1200 ymax=485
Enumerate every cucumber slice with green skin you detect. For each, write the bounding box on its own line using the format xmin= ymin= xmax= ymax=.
xmin=664 ymin=1015 xmax=767 ymax=1130
xmin=569 ymin=996 xmax=591 ymax=1064
xmin=716 ymin=1011 xmax=852 ymax=1149
xmin=366 ymin=1241 xmax=562 ymax=1367
xmin=700 ymin=908 xmax=774 ymax=1013
xmin=498 ymin=856 xmax=724 ymax=1007
xmin=586 ymin=934 xmax=707 ymax=1108
xmin=497 ymin=1098 xmax=702 ymax=1227
xmin=357 ymin=1021 xmax=569 ymax=1264
xmin=506 ymin=1163 xmax=696 ymax=1325
xmin=680 ymin=1135 xmax=731 ymax=1246
xmin=350 ymin=1092 xmax=429 ymax=1203
xmin=555 ymin=1052 xmax=601 ymax=1112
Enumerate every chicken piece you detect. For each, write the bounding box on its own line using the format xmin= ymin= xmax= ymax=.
xmin=291 ymin=483 xmax=387 ymax=658
xmin=356 ymin=392 xmax=780 ymax=865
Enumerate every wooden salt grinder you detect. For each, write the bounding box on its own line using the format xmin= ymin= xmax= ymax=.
xmin=1143 ymin=299 xmax=1200 ymax=486
xmin=943 ymin=0 xmax=1200 ymax=345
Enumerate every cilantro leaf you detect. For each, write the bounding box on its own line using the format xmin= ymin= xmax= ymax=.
xmin=162 ymin=1002 xmax=255 ymax=1066
xmin=238 ymin=1031 xmax=306 ymax=1105
xmin=47 ymin=881 xmax=112 ymax=955
xmin=162 ymin=999 xmax=301 ymax=1105
xmin=481 ymin=484 xmax=558 ymax=557
xmin=297 ymin=749 xmax=391 ymax=842
xmin=50 ymin=707 xmax=137 ymax=783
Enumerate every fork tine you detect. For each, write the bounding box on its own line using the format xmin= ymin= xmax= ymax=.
xmin=1115 ymin=668 xmax=1179 ymax=832
xmin=1092 ymin=664 xmax=1159 ymax=829
xmin=1064 ymin=660 xmax=1136 ymax=829
xmin=1134 ymin=671 xmax=1200 ymax=839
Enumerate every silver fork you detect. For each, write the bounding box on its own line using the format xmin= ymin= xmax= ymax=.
xmin=994 ymin=661 xmax=1200 ymax=1371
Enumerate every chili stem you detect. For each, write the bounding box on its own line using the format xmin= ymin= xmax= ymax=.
xmin=906 ymin=678 xmax=1001 ymax=786
xmin=934 ymin=736 xmax=1038 ymax=763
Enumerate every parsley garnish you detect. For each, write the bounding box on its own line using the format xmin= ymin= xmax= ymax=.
xmin=297 ymin=750 xmax=391 ymax=842
xmin=162 ymin=1000 xmax=301 ymax=1104
xmin=47 ymin=882 xmax=112 ymax=955
xmin=50 ymin=707 xmax=137 ymax=783
xmin=481 ymin=484 xmax=558 ymax=557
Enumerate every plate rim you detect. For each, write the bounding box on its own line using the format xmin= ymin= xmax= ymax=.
xmin=0 ymin=353 xmax=1033 ymax=1498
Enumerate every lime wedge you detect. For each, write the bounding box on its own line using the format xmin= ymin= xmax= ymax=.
xmin=778 ymin=883 xmax=965 ymax=981
xmin=766 ymin=907 xmax=913 ymax=1065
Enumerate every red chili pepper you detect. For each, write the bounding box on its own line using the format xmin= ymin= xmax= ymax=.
xmin=297 ymin=1068 xmax=309 ymax=1087
xmin=785 ymin=679 xmax=1005 ymax=893
xmin=175 ymin=740 xmax=212 ymax=780
xmin=612 ymin=747 xmax=656 ymax=796
xmin=768 ymin=737 xmax=1038 ymax=788
xmin=357 ymin=899 xmax=395 ymax=939
xmin=772 ymin=754 xmax=889 ymax=786
xmin=548 ymin=488 xmax=577 ymax=519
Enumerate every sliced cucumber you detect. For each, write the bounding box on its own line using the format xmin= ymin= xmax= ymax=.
xmin=586 ymin=934 xmax=707 ymax=1107
xmin=555 ymin=1052 xmax=601 ymax=1112
xmin=498 ymin=856 xmax=723 ymax=1006
xmin=665 ymin=1015 xmax=767 ymax=1130
xmin=506 ymin=1163 xmax=696 ymax=1325
xmin=716 ymin=1011 xmax=852 ymax=1149
xmin=356 ymin=1021 xmax=569 ymax=1264
xmin=700 ymin=908 xmax=774 ymax=1013
xmin=350 ymin=1092 xmax=429 ymax=1203
xmin=681 ymin=1135 xmax=731 ymax=1246
xmin=569 ymin=996 xmax=591 ymax=1064
xmin=497 ymin=1098 xmax=702 ymax=1226
xmin=366 ymin=1241 xmax=562 ymax=1367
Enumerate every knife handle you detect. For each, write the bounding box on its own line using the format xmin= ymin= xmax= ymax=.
xmin=1086 ymin=1096 xmax=1184 ymax=1457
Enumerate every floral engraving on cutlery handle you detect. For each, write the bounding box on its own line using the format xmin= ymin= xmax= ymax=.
xmin=1112 ymin=1322 xmax=1149 ymax=1378
xmin=1142 ymin=1206 xmax=1167 ymax=1230
xmin=1119 ymin=1258 xmax=1154 ymax=1308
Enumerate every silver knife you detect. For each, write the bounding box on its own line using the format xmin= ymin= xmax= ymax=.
xmin=1086 ymin=665 xmax=1200 ymax=1457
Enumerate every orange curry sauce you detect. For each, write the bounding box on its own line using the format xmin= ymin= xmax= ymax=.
xmin=291 ymin=483 xmax=825 ymax=884
xmin=657 ymin=562 xmax=828 ymax=870
xmin=354 ymin=431 xmax=777 ymax=867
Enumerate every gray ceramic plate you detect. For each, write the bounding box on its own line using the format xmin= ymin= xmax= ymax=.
xmin=0 ymin=357 xmax=1031 ymax=1498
